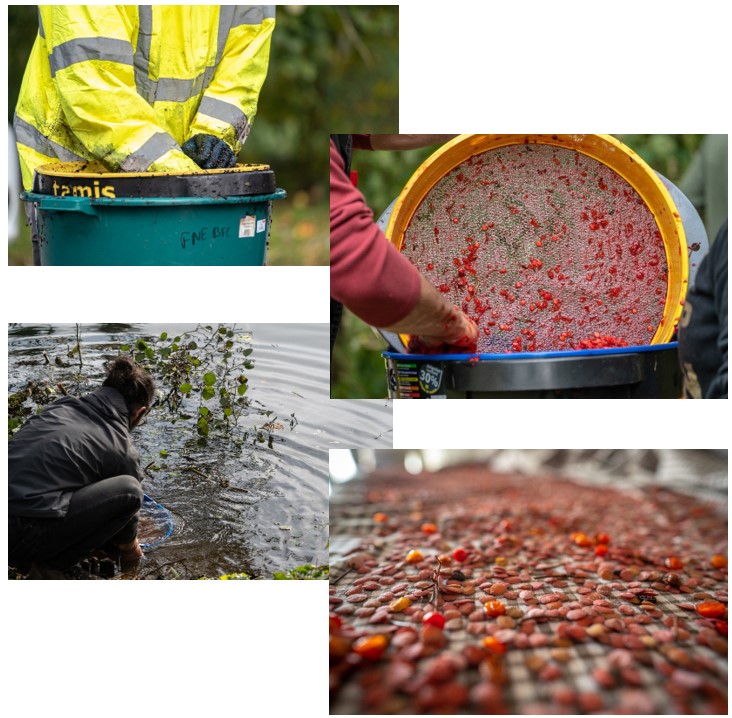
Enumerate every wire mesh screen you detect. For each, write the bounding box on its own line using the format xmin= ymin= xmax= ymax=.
xmin=329 ymin=465 xmax=727 ymax=714
xmin=400 ymin=143 xmax=670 ymax=352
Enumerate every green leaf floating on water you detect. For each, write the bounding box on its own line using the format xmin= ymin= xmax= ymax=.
xmin=179 ymin=382 xmax=192 ymax=393
xmin=203 ymin=372 xmax=217 ymax=386
xmin=201 ymin=386 xmax=215 ymax=401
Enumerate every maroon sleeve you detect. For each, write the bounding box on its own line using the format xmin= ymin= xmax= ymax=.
xmin=352 ymin=134 xmax=372 ymax=150
xmin=330 ymin=140 xmax=421 ymax=327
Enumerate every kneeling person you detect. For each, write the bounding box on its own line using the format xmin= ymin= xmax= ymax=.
xmin=9 ymin=357 xmax=154 ymax=578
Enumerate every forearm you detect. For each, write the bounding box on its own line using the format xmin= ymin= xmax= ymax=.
xmin=383 ymin=274 xmax=470 ymax=344
xmin=330 ymin=140 xmax=422 ymax=326
xmin=369 ymin=134 xmax=459 ymax=151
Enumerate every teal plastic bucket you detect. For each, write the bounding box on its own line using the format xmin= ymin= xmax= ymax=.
xmin=21 ymin=190 xmax=286 ymax=266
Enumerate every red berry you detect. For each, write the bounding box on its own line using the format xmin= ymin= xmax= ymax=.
xmin=422 ymin=611 xmax=446 ymax=630
xmin=483 ymin=600 xmax=506 ymax=617
xmin=452 ymin=547 xmax=468 ymax=562
xmin=665 ymin=556 xmax=683 ymax=570
xmin=571 ymin=532 xmax=593 ymax=548
xmin=482 ymin=636 xmax=506 ymax=655
xmin=352 ymin=634 xmax=388 ymax=661
xmin=697 ymin=601 xmax=726 ymax=619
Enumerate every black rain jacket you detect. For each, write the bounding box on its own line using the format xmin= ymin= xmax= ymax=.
xmin=8 ymin=387 xmax=142 ymax=517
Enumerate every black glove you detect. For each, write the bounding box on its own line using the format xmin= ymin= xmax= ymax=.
xmin=182 ymin=134 xmax=237 ymax=169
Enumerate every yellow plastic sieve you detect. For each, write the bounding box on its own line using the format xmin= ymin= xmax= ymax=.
xmin=386 ymin=134 xmax=688 ymax=346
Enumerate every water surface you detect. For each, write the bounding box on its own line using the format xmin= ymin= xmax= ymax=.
xmin=8 ymin=323 xmax=392 ymax=578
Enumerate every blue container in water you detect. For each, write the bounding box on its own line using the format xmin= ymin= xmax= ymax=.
xmin=140 ymin=494 xmax=174 ymax=550
xmin=21 ymin=163 xmax=286 ymax=266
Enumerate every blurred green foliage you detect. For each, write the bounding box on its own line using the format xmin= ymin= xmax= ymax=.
xmin=614 ymin=134 xmax=703 ymax=183
xmin=331 ymin=311 xmax=391 ymax=399
xmin=347 ymin=135 xmax=705 ymax=227
xmin=332 ymin=134 xmax=708 ymax=398
xmin=7 ymin=5 xmax=398 ymax=265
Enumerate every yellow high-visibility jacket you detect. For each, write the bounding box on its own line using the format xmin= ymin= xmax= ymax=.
xmin=15 ymin=5 xmax=275 ymax=190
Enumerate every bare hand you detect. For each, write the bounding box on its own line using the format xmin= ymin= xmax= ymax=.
xmin=117 ymin=538 xmax=144 ymax=566
xmin=407 ymin=311 xmax=478 ymax=354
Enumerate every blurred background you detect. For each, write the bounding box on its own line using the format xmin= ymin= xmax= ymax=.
xmin=332 ymin=134 xmax=728 ymax=398
xmin=7 ymin=5 xmax=399 ymax=266
xmin=330 ymin=449 xmax=728 ymax=502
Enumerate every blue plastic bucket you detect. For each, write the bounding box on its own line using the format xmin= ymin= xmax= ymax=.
xmin=21 ymin=190 xmax=286 ymax=265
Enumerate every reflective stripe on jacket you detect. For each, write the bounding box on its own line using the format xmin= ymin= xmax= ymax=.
xmin=15 ymin=5 xmax=275 ymax=189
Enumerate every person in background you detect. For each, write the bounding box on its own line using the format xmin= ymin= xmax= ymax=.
xmin=677 ymin=219 xmax=728 ymax=398
xmin=679 ymin=135 xmax=728 ymax=245
xmin=14 ymin=5 xmax=275 ymax=264
xmin=330 ymin=134 xmax=479 ymax=357
xmin=8 ymin=357 xmax=154 ymax=579
xmin=8 ymin=124 xmax=21 ymax=245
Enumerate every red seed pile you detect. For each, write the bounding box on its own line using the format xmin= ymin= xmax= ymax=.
xmin=329 ymin=466 xmax=727 ymax=714
xmin=400 ymin=143 xmax=669 ymax=353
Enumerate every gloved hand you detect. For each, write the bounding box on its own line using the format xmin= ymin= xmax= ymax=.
xmin=182 ymin=134 xmax=237 ymax=169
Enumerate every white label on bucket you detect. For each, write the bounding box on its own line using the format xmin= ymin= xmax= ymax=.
xmin=239 ymin=216 xmax=256 ymax=238
xmin=256 ymin=218 xmax=267 ymax=234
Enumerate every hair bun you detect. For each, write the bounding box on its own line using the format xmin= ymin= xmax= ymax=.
xmin=103 ymin=356 xmax=155 ymax=412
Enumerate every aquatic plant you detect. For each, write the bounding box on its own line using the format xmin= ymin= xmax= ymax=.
xmin=128 ymin=324 xmax=300 ymax=449
xmin=8 ymin=324 xmax=296 ymax=448
xmin=273 ymin=564 xmax=329 ymax=580
xmin=121 ymin=324 xmax=256 ymax=445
